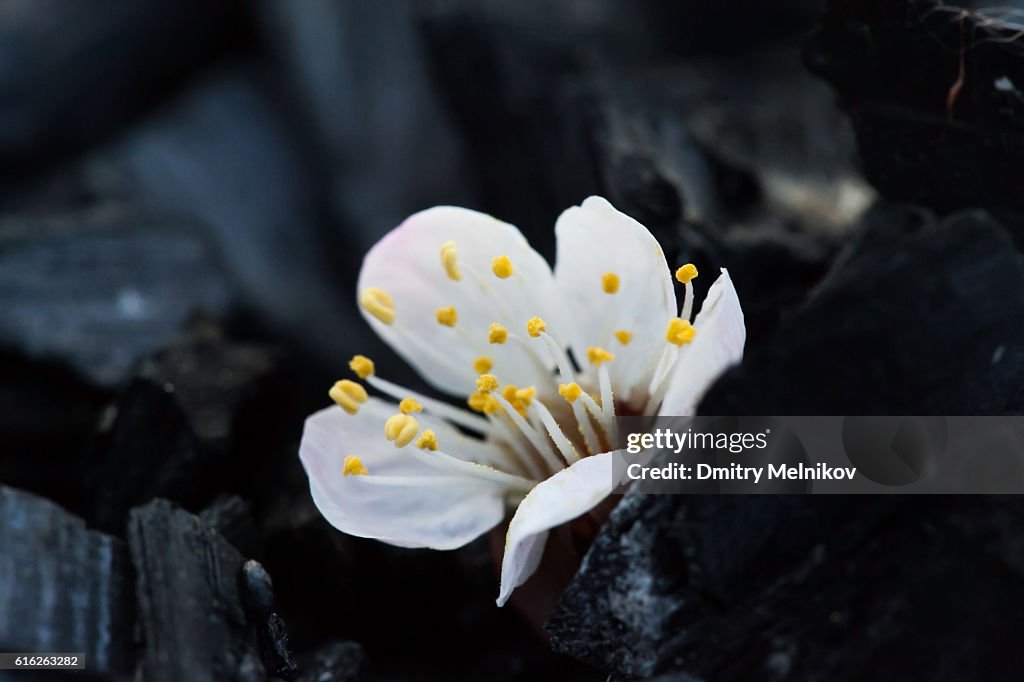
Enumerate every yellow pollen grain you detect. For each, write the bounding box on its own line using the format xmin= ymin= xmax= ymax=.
xmin=416 ymin=429 xmax=439 ymax=451
xmin=384 ymin=413 xmax=419 ymax=448
xmin=467 ymin=390 xmax=501 ymax=415
xmin=435 ymin=305 xmax=458 ymax=327
xmin=602 ymin=272 xmax=620 ymax=294
xmin=329 ymin=379 xmax=368 ymax=414
xmin=526 ymin=316 xmax=546 ymax=338
xmin=399 ymin=397 xmax=423 ymax=414
xmin=476 ymin=373 xmax=499 ymax=393
xmin=473 ymin=355 xmax=494 ymax=374
xmin=614 ymin=329 xmax=633 ymax=346
xmin=440 ymin=241 xmax=461 ymax=281
xmin=488 ymin=322 xmax=509 ymax=344
xmin=675 ymin=263 xmax=698 ymax=284
xmin=586 ymin=346 xmax=615 ymax=366
xmin=342 ymin=455 xmax=368 ymax=476
xmin=559 ymin=383 xmax=582 ymax=403
xmin=515 ymin=386 xmax=536 ymax=405
xmin=359 ymin=287 xmax=395 ymax=324
xmin=349 ymin=354 xmax=375 ymax=378
xmin=492 ymin=255 xmax=514 ymax=279
xmin=666 ymin=318 xmax=696 ymax=346
xmin=502 ymin=385 xmax=527 ymax=417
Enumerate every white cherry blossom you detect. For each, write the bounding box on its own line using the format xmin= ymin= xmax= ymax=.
xmin=299 ymin=196 xmax=745 ymax=605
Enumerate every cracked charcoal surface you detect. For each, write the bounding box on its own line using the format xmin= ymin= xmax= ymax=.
xmin=0 ymin=486 xmax=134 ymax=677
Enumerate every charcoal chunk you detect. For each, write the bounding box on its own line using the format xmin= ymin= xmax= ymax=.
xmin=127 ymin=499 xmax=265 ymax=682
xmin=294 ymin=641 xmax=365 ymax=682
xmin=91 ymin=321 xmax=279 ymax=531
xmin=700 ymin=206 xmax=1024 ymax=414
xmin=805 ymin=0 xmax=1024 ymax=222
xmin=0 ymin=486 xmax=133 ymax=677
xmin=0 ymin=205 xmax=231 ymax=388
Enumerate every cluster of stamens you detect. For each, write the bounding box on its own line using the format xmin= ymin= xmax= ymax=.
xmin=337 ymin=240 xmax=701 ymax=490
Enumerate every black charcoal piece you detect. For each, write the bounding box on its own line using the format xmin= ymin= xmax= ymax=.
xmin=0 ymin=486 xmax=134 ymax=677
xmin=127 ymin=499 xmax=264 ymax=682
xmin=0 ymin=205 xmax=231 ymax=388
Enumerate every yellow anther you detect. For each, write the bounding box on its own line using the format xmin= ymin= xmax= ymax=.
xmin=614 ymin=329 xmax=633 ymax=345
xmin=329 ymin=380 xmax=368 ymax=414
xmin=602 ymin=272 xmax=620 ymax=294
xmin=586 ymin=346 xmax=615 ymax=366
xmin=488 ymin=322 xmax=509 ymax=345
xmin=492 ymin=255 xmax=514 ymax=279
xmin=384 ymin=413 xmax=420 ymax=448
xmin=440 ymin=241 xmax=461 ymax=281
xmin=416 ymin=429 xmax=439 ymax=451
xmin=399 ymin=397 xmax=423 ymax=414
xmin=559 ymin=383 xmax=582 ymax=403
xmin=467 ymin=390 xmax=501 ymax=415
xmin=515 ymin=386 xmax=536 ymax=405
xmin=666 ymin=318 xmax=697 ymax=346
xmin=435 ymin=305 xmax=458 ymax=327
xmin=349 ymin=354 xmax=375 ymax=379
xmin=476 ymin=373 xmax=499 ymax=393
xmin=342 ymin=455 xmax=368 ymax=477
xmin=473 ymin=355 xmax=494 ymax=374
xmin=675 ymin=263 xmax=698 ymax=284
xmin=526 ymin=317 xmax=547 ymax=338
xmin=359 ymin=287 xmax=395 ymax=324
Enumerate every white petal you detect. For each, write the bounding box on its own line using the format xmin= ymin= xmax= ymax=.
xmin=554 ymin=196 xmax=676 ymax=403
xmin=659 ymin=269 xmax=745 ymax=416
xmin=358 ymin=207 xmax=564 ymax=396
xmin=300 ymin=398 xmax=507 ymax=549
xmin=496 ymin=451 xmax=616 ymax=606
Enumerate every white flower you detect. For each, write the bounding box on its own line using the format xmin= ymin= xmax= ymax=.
xmin=299 ymin=196 xmax=745 ymax=605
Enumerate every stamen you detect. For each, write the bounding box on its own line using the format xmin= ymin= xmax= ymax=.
xmin=476 ymin=373 xmax=500 ymax=393
xmin=399 ymin=397 xmax=423 ymax=414
xmin=602 ymin=272 xmax=620 ymax=294
xmin=473 ymin=355 xmax=494 ymax=374
xmin=440 ymin=241 xmax=461 ymax=281
xmin=435 ymin=305 xmax=458 ymax=327
xmin=535 ymin=331 xmax=603 ymax=455
xmin=676 ymin=264 xmax=698 ymax=321
xmin=384 ymin=413 xmax=420 ymax=448
xmin=329 ymin=379 xmax=368 ymax=414
xmin=488 ymin=323 xmax=509 ymax=345
xmin=526 ymin=317 xmax=547 ymax=338
xmin=614 ymin=330 xmax=633 ymax=345
xmin=407 ymin=446 xmax=537 ymax=493
xmin=675 ymin=263 xmax=698 ymax=284
xmin=490 ymin=392 xmax=566 ymax=473
xmin=467 ymin=390 xmax=502 ymax=414
xmin=416 ymin=429 xmax=438 ymax=451
xmin=492 ymin=255 xmax=514 ymax=279
xmin=342 ymin=455 xmax=368 ymax=476
xmin=597 ymin=364 xmax=617 ymax=444
xmin=529 ymin=399 xmax=581 ymax=464
xmin=666 ymin=318 xmax=696 ymax=346
xmin=587 ymin=346 xmax=615 ymax=366
xmin=359 ymin=287 xmax=395 ymax=324
xmin=366 ymin=375 xmax=490 ymax=434
xmin=559 ymin=383 xmax=582 ymax=403
xmin=349 ymin=354 xmax=375 ymax=379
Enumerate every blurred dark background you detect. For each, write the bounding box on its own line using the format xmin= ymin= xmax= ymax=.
xmin=2 ymin=1 xmax=1024 ymax=680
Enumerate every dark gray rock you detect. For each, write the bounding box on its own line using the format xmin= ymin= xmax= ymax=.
xmin=0 ymin=204 xmax=232 ymax=387
xmin=0 ymin=0 xmax=244 ymax=173
xmin=127 ymin=499 xmax=265 ymax=682
xmin=200 ymin=495 xmax=260 ymax=558
xmin=0 ymin=486 xmax=133 ymax=677
xmin=91 ymin=320 xmax=280 ymax=531
xmin=700 ymin=206 xmax=1024 ymax=414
